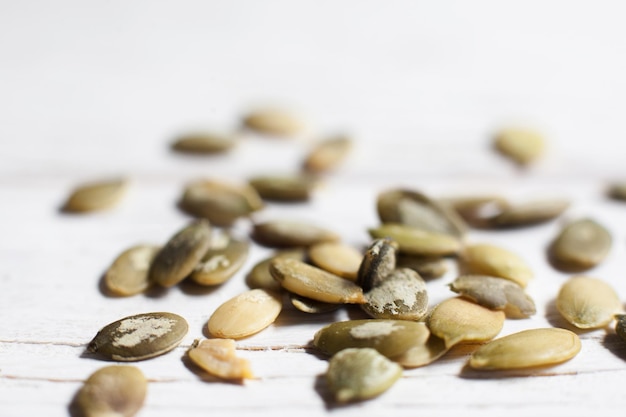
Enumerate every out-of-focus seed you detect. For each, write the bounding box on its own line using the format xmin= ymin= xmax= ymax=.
xmin=248 ymin=174 xmax=317 ymax=202
xmin=493 ymin=127 xmax=545 ymax=166
xmin=252 ymin=220 xmax=340 ymax=248
xmin=548 ymin=218 xmax=612 ymax=272
xmin=61 ymin=178 xmax=128 ymax=213
xmin=460 ymin=243 xmax=533 ymax=288
xmin=302 ymin=135 xmax=352 ymax=174
xmin=241 ymin=108 xmax=305 ymax=137
xmin=171 ymin=132 xmax=237 ymax=154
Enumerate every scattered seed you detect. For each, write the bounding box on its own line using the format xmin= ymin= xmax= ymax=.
xmin=207 ymin=289 xmax=282 ymax=339
xmin=171 ymin=132 xmax=237 ymax=154
xmin=309 ymin=241 xmax=362 ymax=281
xmin=556 ymin=276 xmax=621 ymax=329
xmin=104 ymin=245 xmax=160 ymax=296
xmin=245 ymin=249 xmax=305 ymax=292
xmin=289 ymin=293 xmax=341 ymax=314
xmin=440 ymin=195 xmax=509 ymax=229
xmin=468 ymin=328 xmax=581 ymax=370
xmin=369 ymin=223 xmax=462 ymax=258
xmin=62 ymin=178 xmax=128 ymax=213
xmin=87 ymin=312 xmax=188 ymax=361
xmin=493 ymin=127 xmax=545 ymax=165
xmin=460 ymin=243 xmax=533 ymax=288
xmin=548 ymin=218 xmax=612 ymax=272
xmin=396 ymin=254 xmax=448 ymax=279
xmin=302 ymin=135 xmax=352 ymax=174
xmin=356 ymin=238 xmax=397 ymax=292
xmin=187 ymin=338 xmax=254 ymax=381
xmin=394 ymin=333 xmax=449 ymax=369
xmin=248 ymin=174 xmax=317 ymax=202
xmin=252 ymin=220 xmax=341 ymax=248
xmin=362 ymin=268 xmax=428 ymax=321
xmin=607 ymin=182 xmax=626 ymax=201
xmin=488 ymin=198 xmax=569 ymax=228
xmin=325 ymin=347 xmax=403 ymax=403
xmin=615 ymin=314 xmax=626 ymax=342
xmin=241 ymin=108 xmax=305 ymax=137
xmin=190 ymin=232 xmax=249 ymax=286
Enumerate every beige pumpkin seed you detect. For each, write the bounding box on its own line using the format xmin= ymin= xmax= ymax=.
xmin=269 ymin=258 xmax=365 ymax=304
xmin=207 ymin=289 xmax=282 ymax=339
xmin=87 ymin=312 xmax=188 ymax=361
xmin=608 ymin=182 xmax=626 ymax=201
xmin=356 ymin=238 xmax=397 ymax=292
xmin=149 ymin=220 xmax=212 ymax=288
xmin=468 ymin=328 xmax=581 ymax=370
xmin=493 ymin=127 xmax=545 ymax=165
xmin=326 ymin=347 xmax=402 ymax=403
xmin=190 ymin=233 xmax=249 ymax=286
xmin=614 ymin=314 xmax=626 ymax=342
xmin=362 ymin=268 xmax=428 ymax=321
xmin=368 ymin=223 xmax=462 ymax=258
xmin=171 ymin=132 xmax=237 ymax=154
xmin=460 ymin=243 xmax=533 ymax=288
xmin=62 ymin=178 xmax=128 ymax=213
xmin=440 ymin=195 xmax=509 ymax=229
xmin=245 ymin=249 xmax=305 ymax=292
xmin=187 ymin=338 xmax=254 ymax=381
xmin=241 ymin=108 xmax=305 ymax=137
xmin=394 ymin=333 xmax=449 ymax=369
xmin=396 ymin=254 xmax=448 ymax=279
xmin=179 ymin=179 xmax=264 ymax=227
xmin=449 ymin=274 xmax=536 ymax=318
xmin=289 ymin=293 xmax=341 ymax=314
xmin=302 ymin=135 xmax=352 ymax=174
xmin=313 ymin=319 xmax=430 ymax=358
xmin=104 ymin=245 xmax=160 ymax=296
xmin=556 ymin=275 xmax=621 ymax=329
xmin=488 ymin=198 xmax=569 ymax=228
xmin=73 ymin=365 xmax=147 ymax=417
xmin=248 ymin=174 xmax=317 ymax=202
xmin=427 ymin=297 xmax=505 ymax=348
xmin=308 ymin=241 xmax=362 ymax=281
xmin=548 ymin=218 xmax=612 ymax=272
xmin=252 ymin=220 xmax=341 ymax=248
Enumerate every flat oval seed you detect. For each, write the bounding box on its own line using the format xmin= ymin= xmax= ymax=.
xmin=87 ymin=312 xmax=188 ymax=361
xmin=357 ymin=238 xmax=397 ymax=292
xmin=488 ymin=198 xmax=570 ymax=228
xmin=394 ymin=334 xmax=449 ymax=369
xmin=248 ymin=174 xmax=317 ymax=202
xmin=104 ymin=245 xmax=160 ymax=296
xmin=252 ymin=220 xmax=341 ymax=248
xmin=313 ymin=319 xmax=430 ymax=358
xmin=369 ymin=223 xmax=462 ymax=257
xmin=149 ymin=220 xmax=212 ymax=288
xmin=449 ymin=274 xmax=536 ymax=318
xmin=556 ymin=276 xmax=621 ymax=329
xmin=289 ymin=293 xmax=341 ymax=314
xmin=302 ymin=135 xmax=352 ymax=174
xmin=207 ymin=289 xmax=282 ymax=339
xmin=309 ymin=241 xmax=363 ymax=281
xmin=439 ymin=195 xmax=509 ymax=229
xmin=73 ymin=365 xmax=147 ymax=417
xmin=190 ymin=234 xmax=249 ymax=286
xmin=396 ymin=255 xmax=448 ymax=279
xmin=245 ymin=249 xmax=306 ymax=292
xmin=427 ymin=297 xmax=505 ymax=348
xmin=187 ymin=338 xmax=254 ymax=381
xmin=62 ymin=178 xmax=128 ymax=213
xmin=469 ymin=328 xmax=581 ymax=370
xmin=269 ymin=258 xmax=365 ymax=304
xmin=362 ymin=268 xmax=428 ymax=321
xmin=326 ymin=348 xmax=402 ymax=403
xmin=241 ymin=108 xmax=305 ymax=137
xmin=460 ymin=243 xmax=533 ymax=288
xmin=171 ymin=132 xmax=237 ymax=154
xmin=548 ymin=218 xmax=612 ymax=272
xmin=493 ymin=127 xmax=545 ymax=165
xmin=615 ymin=314 xmax=626 ymax=342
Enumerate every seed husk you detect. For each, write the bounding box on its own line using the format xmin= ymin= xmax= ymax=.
xmin=368 ymin=223 xmax=462 ymax=258
xmin=252 ymin=220 xmax=341 ymax=248
xmin=487 ymin=198 xmax=570 ymax=228
xmin=427 ymin=297 xmax=505 ymax=348
xmin=62 ymin=178 xmax=128 ymax=213
xmin=396 ymin=254 xmax=448 ymax=279
xmin=241 ymin=108 xmax=305 ymax=137
xmin=607 ymin=182 xmax=626 ymax=201
xmin=289 ymin=293 xmax=341 ymax=314
xmin=179 ymin=179 xmax=264 ymax=227
xmin=449 ymin=274 xmax=536 ymax=318
xmin=73 ymin=365 xmax=147 ymax=417
xmin=548 ymin=218 xmax=612 ymax=272
xmin=87 ymin=312 xmax=188 ymax=361
xmin=460 ymin=243 xmax=533 ymax=288
xmin=171 ymin=132 xmax=237 ymax=154
xmin=325 ymin=347 xmax=403 ymax=403
xmin=187 ymin=338 xmax=254 ymax=381
xmin=302 ymin=135 xmax=352 ymax=174
xmin=394 ymin=333 xmax=449 ymax=369
xmin=248 ymin=174 xmax=317 ymax=202
xmin=614 ymin=314 xmax=626 ymax=342
xmin=377 ymin=188 xmax=466 ymax=238
xmin=468 ymin=328 xmax=581 ymax=370
xmin=439 ymin=195 xmax=509 ymax=229
xmin=308 ymin=241 xmax=362 ymax=281
xmin=269 ymin=258 xmax=365 ymax=304
xmin=207 ymin=289 xmax=282 ymax=339
xmin=356 ymin=238 xmax=397 ymax=292
xmin=493 ymin=127 xmax=545 ymax=165
xmin=104 ymin=245 xmax=161 ymax=296
xmin=149 ymin=219 xmax=212 ymax=288
xmin=556 ymin=275 xmax=621 ymax=329
xmin=245 ymin=249 xmax=306 ymax=292
xmin=362 ymin=268 xmax=429 ymax=321
xmin=190 ymin=232 xmax=249 ymax=286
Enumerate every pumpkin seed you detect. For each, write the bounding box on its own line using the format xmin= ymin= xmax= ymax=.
xmin=104 ymin=245 xmax=160 ymax=296
xmin=440 ymin=195 xmax=509 ymax=229
xmin=468 ymin=328 xmax=581 ymax=370
xmin=187 ymin=338 xmax=254 ymax=381
xmin=62 ymin=178 xmax=128 ymax=213
xmin=548 ymin=218 xmax=612 ymax=272
xmin=556 ymin=276 xmax=621 ymax=329
xmin=614 ymin=314 xmax=626 ymax=342
xmin=149 ymin=219 xmax=212 ymax=288
xmin=396 ymin=254 xmax=448 ymax=279
xmin=207 ymin=289 xmax=282 ymax=339
xmin=427 ymin=297 xmax=505 ymax=348
xmin=356 ymin=238 xmax=397 ymax=292
xmin=252 ymin=220 xmax=340 ymax=248
xmin=394 ymin=333 xmax=449 ymax=368
xmin=289 ymin=293 xmax=341 ymax=314
xmin=607 ymin=182 xmax=626 ymax=201
xmin=449 ymin=274 xmax=536 ymax=318
xmin=308 ymin=241 xmax=362 ymax=281
xmin=487 ymin=198 xmax=569 ymax=228
xmin=73 ymin=365 xmax=147 ymax=417
xmin=368 ymin=223 xmax=462 ymax=258
xmin=493 ymin=127 xmax=545 ymax=165
xmin=171 ymin=132 xmax=237 ymax=154
xmin=87 ymin=312 xmax=188 ymax=361
xmin=190 ymin=232 xmax=249 ymax=286
xmin=362 ymin=268 xmax=428 ymax=321
xmin=241 ymin=108 xmax=305 ymax=137
xmin=248 ymin=174 xmax=317 ymax=202
xmin=325 ymin=347 xmax=403 ymax=403
xmin=269 ymin=258 xmax=365 ymax=304
xmin=245 ymin=249 xmax=305 ymax=292
xmin=302 ymin=135 xmax=352 ymax=174
xmin=460 ymin=243 xmax=533 ymax=288
xmin=178 ymin=179 xmax=264 ymax=227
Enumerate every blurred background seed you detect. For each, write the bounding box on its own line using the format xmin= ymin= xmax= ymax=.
xmin=396 ymin=254 xmax=448 ymax=279
xmin=241 ymin=107 xmax=306 ymax=137
xmin=548 ymin=218 xmax=612 ymax=272
xmin=487 ymin=198 xmax=570 ymax=229
xmin=170 ymin=131 xmax=238 ymax=155
xmin=492 ymin=127 xmax=545 ymax=166
xmin=248 ymin=173 xmax=317 ymax=202
xmin=301 ymin=134 xmax=352 ymax=174
xmin=61 ymin=178 xmax=128 ymax=213
xmin=252 ymin=220 xmax=340 ymax=248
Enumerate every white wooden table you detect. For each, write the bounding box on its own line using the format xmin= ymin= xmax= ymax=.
xmin=2 ymin=1 xmax=626 ymax=416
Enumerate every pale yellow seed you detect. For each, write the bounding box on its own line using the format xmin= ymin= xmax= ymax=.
xmin=187 ymin=338 xmax=254 ymax=381
xmin=241 ymin=108 xmax=305 ymax=137
xmin=308 ymin=241 xmax=363 ymax=280
xmin=460 ymin=243 xmax=533 ymax=288
xmin=493 ymin=128 xmax=545 ymax=165
xmin=104 ymin=245 xmax=160 ymax=296
xmin=302 ymin=135 xmax=352 ymax=173
xmin=394 ymin=334 xmax=449 ymax=369
xmin=556 ymin=275 xmax=621 ymax=329
xmin=62 ymin=178 xmax=128 ymax=213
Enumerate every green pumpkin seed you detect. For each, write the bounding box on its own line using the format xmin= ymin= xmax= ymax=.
xmin=289 ymin=293 xmax=341 ymax=314
xmin=449 ymin=274 xmax=536 ymax=318
xmin=368 ymin=223 xmax=462 ymax=258
xmin=356 ymin=238 xmax=397 ymax=291
xmin=548 ymin=218 xmax=612 ymax=272
xmin=248 ymin=174 xmax=317 ymax=202
xmin=73 ymin=365 xmax=147 ymax=417
xmin=104 ymin=245 xmax=160 ymax=296
xmin=187 ymin=338 xmax=254 ymax=381
xmin=171 ymin=132 xmax=237 ymax=154
xmin=460 ymin=243 xmax=533 ymax=288
xmin=269 ymin=258 xmax=365 ymax=304
xmin=308 ymin=241 xmax=362 ymax=281
xmin=394 ymin=333 xmax=449 ymax=369
xmin=439 ymin=195 xmax=509 ymax=229
xmin=245 ymin=249 xmax=305 ymax=292
xmin=241 ymin=108 xmax=305 ymax=137
xmin=190 ymin=232 xmax=249 ymax=286
xmin=362 ymin=268 xmax=428 ymax=321
xmin=62 ymin=178 xmax=128 ymax=213
xmin=468 ymin=328 xmax=581 ymax=370
xmin=149 ymin=220 xmax=212 ymax=288
xmin=556 ymin=276 xmax=621 ymax=329
xmin=302 ymin=135 xmax=352 ymax=174
xmin=607 ymin=182 xmax=626 ymax=201
xmin=87 ymin=312 xmax=188 ymax=361
xmin=488 ymin=198 xmax=569 ymax=228
xmin=493 ymin=127 xmax=545 ymax=165
xmin=614 ymin=314 xmax=626 ymax=342
xmin=396 ymin=254 xmax=448 ymax=279
xmin=326 ymin=348 xmax=403 ymax=403
xmin=252 ymin=220 xmax=340 ymax=248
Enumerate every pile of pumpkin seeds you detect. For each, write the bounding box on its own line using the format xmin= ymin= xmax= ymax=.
xmin=65 ymin=110 xmax=626 ymax=413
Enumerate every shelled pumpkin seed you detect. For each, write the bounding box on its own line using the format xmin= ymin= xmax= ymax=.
xmin=308 ymin=241 xmax=363 ymax=281
xmin=487 ymin=198 xmax=569 ymax=228
xmin=104 ymin=244 xmax=160 ymax=296
xmin=241 ymin=108 xmax=305 ymax=137
xmin=369 ymin=223 xmax=462 ymax=258
xmin=556 ymin=276 xmax=621 ymax=329
xmin=245 ymin=249 xmax=306 ymax=292
xmin=171 ymin=131 xmax=237 ymax=154
xmin=356 ymin=238 xmax=397 ymax=291
xmin=248 ymin=174 xmax=317 ymax=202
xmin=61 ymin=178 xmax=128 ymax=213
xmin=361 ymin=268 xmax=428 ymax=320
xmin=187 ymin=338 xmax=254 ymax=381
xmin=252 ymin=220 xmax=340 ymax=248
xmin=396 ymin=254 xmax=448 ymax=279
xmin=302 ymin=135 xmax=352 ymax=174
xmin=460 ymin=243 xmax=533 ymax=288
xmin=289 ymin=293 xmax=341 ymax=314
xmin=394 ymin=333 xmax=449 ymax=368
xmin=548 ymin=218 xmax=612 ymax=272
xmin=493 ymin=127 xmax=545 ymax=166
xmin=190 ymin=232 xmax=249 ymax=286
xmin=439 ymin=195 xmax=509 ymax=229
